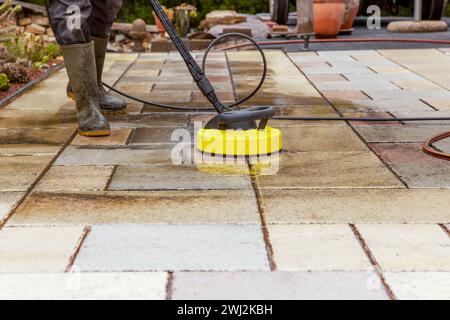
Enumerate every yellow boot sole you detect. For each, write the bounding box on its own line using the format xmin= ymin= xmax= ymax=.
xmin=68 ymin=92 xmax=128 ymax=116
xmin=78 ymin=130 xmax=111 ymax=137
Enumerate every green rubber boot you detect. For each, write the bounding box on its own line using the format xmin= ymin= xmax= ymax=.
xmin=67 ymin=36 xmax=127 ymax=115
xmin=62 ymin=42 xmax=111 ymax=137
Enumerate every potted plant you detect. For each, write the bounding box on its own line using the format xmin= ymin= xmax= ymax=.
xmin=313 ymin=0 xmax=346 ymax=37
xmin=174 ymin=3 xmax=197 ymax=38
xmin=153 ymin=6 xmax=174 ymax=38
xmin=341 ymin=0 xmax=360 ymax=30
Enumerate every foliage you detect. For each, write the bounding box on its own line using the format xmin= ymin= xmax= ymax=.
xmin=44 ymin=43 xmax=61 ymax=59
xmin=1 ymin=63 xmax=29 ymax=83
xmin=0 ymin=73 xmax=10 ymax=91
xmin=4 ymin=34 xmax=45 ymax=63
xmin=0 ymin=0 xmax=22 ymax=42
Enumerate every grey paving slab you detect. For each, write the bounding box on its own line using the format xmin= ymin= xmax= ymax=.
xmin=109 ymin=165 xmax=252 ymax=190
xmin=384 ymin=272 xmax=450 ymax=300
xmin=10 ymin=190 xmax=260 ymax=225
xmin=390 ymin=162 xmax=450 ymax=188
xmin=75 ymin=225 xmax=270 ymax=272
xmin=0 ymin=226 xmax=84 ymax=273
xmin=172 ymin=271 xmax=389 ymax=300
xmin=355 ymin=125 xmax=450 ymax=143
xmin=357 ymin=224 xmax=450 ymax=271
xmin=0 ymin=272 xmax=168 ymax=300
xmin=54 ymin=145 xmax=186 ymax=166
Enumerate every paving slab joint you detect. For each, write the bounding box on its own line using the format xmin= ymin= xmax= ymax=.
xmin=439 ymin=224 xmax=450 ymax=238
xmin=350 ymin=224 xmax=397 ymax=300
xmin=166 ymin=272 xmax=174 ymax=300
xmin=248 ymin=163 xmax=277 ymax=271
xmin=65 ymin=226 xmax=91 ymax=273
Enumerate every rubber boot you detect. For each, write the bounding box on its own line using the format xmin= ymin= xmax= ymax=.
xmin=67 ymin=36 xmax=127 ymax=115
xmin=62 ymin=42 xmax=111 ymax=137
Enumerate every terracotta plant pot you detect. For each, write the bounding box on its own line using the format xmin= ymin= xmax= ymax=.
xmin=341 ymin=0 xmax=360 ymax=30
xmin=154 ymin=10 xmax=174 ymax=38
xmin=313 ymin=0 xmax=346 ymax=38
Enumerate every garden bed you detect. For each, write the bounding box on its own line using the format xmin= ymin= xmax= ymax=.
xmin=0 ymin=60 xmax=63 ymax=107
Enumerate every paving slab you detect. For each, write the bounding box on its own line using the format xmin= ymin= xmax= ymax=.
xmin=0 ymin=192 xmax=24 ymax=221
xmin=0 ymin=144 xmax=60 ymax=156
xmin=268 ymin=225 xmax=370 ymax=271
xmin=0 ymin=272 xmax=168 ymax=300
xmin=10 ymin=190 xmax=259 ymax=225
xmin=384 ymin=272 xmax=450 ymax=300
xmin=389 ymin=162 xmax=450 ymax=188
xmin=334 ymin=99 xmax=433 ymax=113
xmin=0 ymin=109 xmax=77 ymax=129
xmin=75 ymin=224 xmax=269 ymax=272
xmin=255 ymin=151 xmax=401 ymax=189
xmin=260 ymin=189 xmax=450 ymax=224
xmin=109 ymin=113 xmax=190 ymax=129
xmin=0 ymin=128 xmax=74 ymax=145
xmin=379 ymin=49 xmax=450 ymax=90
xmin=369 ymin=143 xmax=437 ymax=164
xmin=129 ymin=127 xmax=192 ymax=144
xmin=71 ymin=129 xmax=132 ymax=146
xmin=109 ymin=165 xmax=252 ymax=190
xmin=55 ymin=145 xmax=181 ymax=166
xmin=356 ymin=125 xmax=450 ymax=143
xmin=0 ymin=226 xmax=84 ymax=273
xmin=421 ymin=98 xmax=450 ymax=110
xmin=172 ymin=271 xmax=388 ymax=300
xmin=357 ymin=224 xmax=450 ymax=271
xmin=280 ymin=125 xmax=368 ymax=152
xmin=0 ymin=155 xmax=54 ymax=192
xmin=35 ymin=166 xmax=114 ymax=192
xmin=363 ymin=89 xmax=450 ymax=101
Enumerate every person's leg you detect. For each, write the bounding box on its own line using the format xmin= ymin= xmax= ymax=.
xmin=89 ymin=0 xmax=127 ymax=114
xmin=65 ymin=0 xmax=127 ymax=114
xmin=47 ymin=0 xmax=92 ymax=45
xmin=47 ymin=0 xmax=111 ymax=136
xmin=90 ymin=0 xmax=123 ymax=39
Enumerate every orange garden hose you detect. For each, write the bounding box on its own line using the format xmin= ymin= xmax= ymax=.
xmin=423 ymin=131 xmax=450 ymax=161
xmin=218 ymin=37 xmax=450 ymax=161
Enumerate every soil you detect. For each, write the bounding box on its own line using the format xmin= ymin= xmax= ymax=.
xmin=0 ymin=60 xmax=61 ymax=101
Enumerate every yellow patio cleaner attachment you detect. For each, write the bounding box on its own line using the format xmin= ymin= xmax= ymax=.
xmin=197 ymin=108 xmax=282 ymax=156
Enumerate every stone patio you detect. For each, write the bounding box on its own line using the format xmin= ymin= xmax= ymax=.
xmin=0 ymin=48 xmax=449 ymax=300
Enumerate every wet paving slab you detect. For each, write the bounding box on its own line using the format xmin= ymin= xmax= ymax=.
xmin=255 ymin=151 xmax=402 ymax=189
xmin=109 ymin=165 xmax=252 ymax=191
xmin=0 ymin=155 xmax=55 ymax=192
xmin=9 ymin=190 xmax=260 ymax=225
xmin=355 ymin=125 xmax=450 ymax=143
xmin=0 ymin=128 xmax=75 ymax=145
xmin=259 ymin=189 xmax=450 ymax=224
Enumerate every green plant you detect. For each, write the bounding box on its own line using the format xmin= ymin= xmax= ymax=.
xmin=0 ymin=73 xmax=10 ymax=91
xmin=1 ymin=63 xmax=29 ymax=83
xmin=44 ymin=43 xmax=61 ymax=59
xmin=4 ymin=33 xmax=45 ymax=63
xmin=0 ymin=0 xmax=22 ymax=43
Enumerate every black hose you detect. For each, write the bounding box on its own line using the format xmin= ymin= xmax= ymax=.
xmin=272 ymin=117 xmax=450 ymax=122
xmin=104 ymin=33 xmax=267 ymax=112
